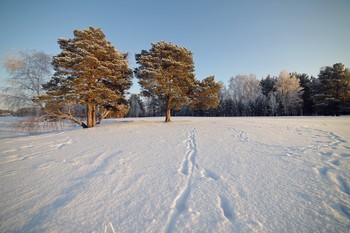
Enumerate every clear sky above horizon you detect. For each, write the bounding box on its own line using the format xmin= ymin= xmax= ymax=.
xmin=0 ymin=0 xmax=349 ymax=94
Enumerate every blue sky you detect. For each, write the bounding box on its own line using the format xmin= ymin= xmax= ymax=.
xmin=0 ymin=0 xmax=349 ymax=94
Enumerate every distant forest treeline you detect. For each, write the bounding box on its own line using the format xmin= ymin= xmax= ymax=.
xmin=128 ymin=63 xmax=350 ymax=117
xmin=2 ymin=61 xmax=350 ymax=119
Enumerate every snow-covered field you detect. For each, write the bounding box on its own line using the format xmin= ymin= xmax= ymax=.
xmin=0 ymin=116 xmax=350 ymax=233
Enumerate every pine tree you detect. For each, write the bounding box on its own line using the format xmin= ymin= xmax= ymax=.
xmin=313 ymin=63 xmax=350 ymax=115
xmin=293 ymin=73 xmax=315 ymax=115
xmin=190 ymin=76 xmax=221 ymax=111
xmin=37 ymin=27 xmax=132 ymax=128
xmin=135 ymin=41 xmax=196 ymax=122
xmin=135 ymin=42 xmax=221 ymax=122
xmin=260 ymin=75 xmax=276 ymax=96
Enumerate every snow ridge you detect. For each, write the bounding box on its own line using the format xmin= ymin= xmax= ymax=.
xmin=165 ymin=128 xmax=197 ymax=233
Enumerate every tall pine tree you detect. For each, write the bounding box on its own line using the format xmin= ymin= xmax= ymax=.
xmin=37 ymin=27 xmax=132 ymax=128
xmin=135 ymin=41 xmax=220 ymax=122
xmin=313 ymin=63 xmax=350 ymax=115
xmin=135 ymin=41 xmax=196 ymax=122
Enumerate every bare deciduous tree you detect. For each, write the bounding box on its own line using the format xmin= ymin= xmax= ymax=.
xmin=1 ymin=50 xmax=52 ymax=111
xmin=228 ymin=74 xmax=261 ymax=104
xmin=227 ymin=74 xmax=262 ymax=115
xmin=275 ymin=70 xmax=304 ymax=115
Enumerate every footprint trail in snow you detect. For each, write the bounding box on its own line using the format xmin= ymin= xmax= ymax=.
xmin=165 ymin=128 xmax=198 ymax=233
xmin=165 ymin=127 xmax=236 ymax=233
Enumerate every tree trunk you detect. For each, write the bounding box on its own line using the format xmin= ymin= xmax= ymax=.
xmin=96 ymin=108 xmax=110 ymax=125
xmin=92 ymin=104 xmax=96 ymax=127
xmin=87 ymin=103 xmax=94 ymax=128
xmin=165 ymin=96 xmax=172 ymax=122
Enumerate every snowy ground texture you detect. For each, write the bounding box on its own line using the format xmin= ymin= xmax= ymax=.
xmin=1 ymin=116 xmax=350 ymax=233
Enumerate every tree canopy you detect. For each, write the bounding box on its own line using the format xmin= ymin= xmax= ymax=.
xmin=275 ymin=71 xmax=304 ymax=115
xmin=313 ymin=63 xmax=350 ymax=115
xmin=190 ymin=76 xmax=222 ymax=111
xmin=135 ymin=41 xmax=220 ymax=122
xmin=37 ymin=27 xmax=132 ymax=128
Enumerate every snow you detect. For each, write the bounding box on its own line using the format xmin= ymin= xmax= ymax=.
xmin=0 ymin=116 xmax=350 ymax=233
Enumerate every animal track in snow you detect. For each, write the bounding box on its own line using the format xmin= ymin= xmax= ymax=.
xmin=320 ymin=151 xmax=333 ymax=157
xmin=231 ymin=128 xmax=248 ymax=142
xmin=331 ymin=159 xmax=340 ymax=166
xmin=339 ymin=204 xmax=350 ymax=220
xmin=103 ymin=222 xmax=116 ymax=233
xmin=316 ymin=166 xmax=328 ymax=176
xmin=336 ymin=175 xmax=350 ymax=196
xmin=50 ymin=137 xmax=74 ymax=149
xmin=308 ymin=128 xmax=349 ymax=188
xmin=177 ymin=128 xmax=198 ymax=177
xmin=218 ymin=195 xmax=235 ymax=221
xmin=179 ymin=160 xmax=189 ymax=176
xmin=308 ymin=128 xmax=350 ymax=223
xmin=201 ymin=168 xmax=220 ymax=180
xmin=166 ymin=128 xmax=197 ymax=233
xmin=173 ymin=183 xmax=191 ymax=214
